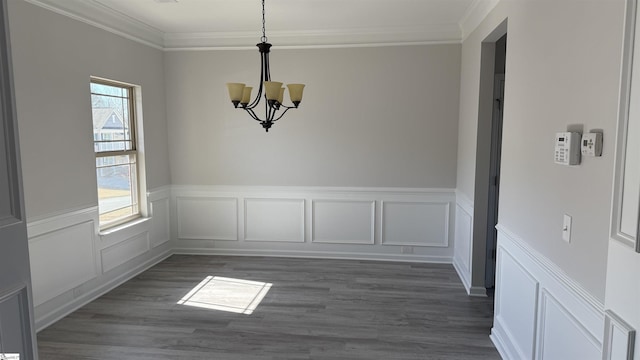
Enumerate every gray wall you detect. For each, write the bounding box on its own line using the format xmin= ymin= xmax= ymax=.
xmin=7 ymin=0 xmax=171 ymax=219
xmin=457 ymin=0 xmax=625 ymax=301
xmin=165 ymin=45 xmax=461 ymax=188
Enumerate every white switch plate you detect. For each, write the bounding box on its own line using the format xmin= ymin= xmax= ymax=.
xmin=562 ymin=214 xmax=572 ymax=243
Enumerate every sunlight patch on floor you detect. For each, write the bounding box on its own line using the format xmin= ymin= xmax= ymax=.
xmin=0 ymin=354 xmax=20 ymax=360
xmin=177 ymin=276 xmax=272 ymax=315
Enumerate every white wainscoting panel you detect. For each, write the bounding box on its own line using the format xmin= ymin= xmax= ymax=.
xmin=537 ymin=289 xmax=601 ymax=360
xmin=493 ymin=245 xmax=539 ymax=359
xmin=177 ymin=197 xmax=238 ymax=240
xmin=381 ymin=201 xmax=449 ymax=247
xmin=27 ymin=187 xmax=173 ymax=332
xmin=150 ymin=197 xmax=171 ymax=248
xmin=28 ymin=219 xmax=98 ymax=306
xmin=491 ymin=226 xmax=606 ymax=360
xmin=171 ymin=186 xmax=455 ymax=263
xmin=312 ymin=200 xmax=374 ymax=244
xmin=101 ymin=232 xmax=150 ymax=273
xmin=453 ymin=193 xmax=473 ymax=294
xmin=244 ymin=198 xmax=305 ymax=242
xmin=603 ymin=310 xmax=636 ymax=360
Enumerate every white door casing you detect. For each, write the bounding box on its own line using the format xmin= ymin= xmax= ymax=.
xmin=0 ymin=0 xmax=37 ymax=357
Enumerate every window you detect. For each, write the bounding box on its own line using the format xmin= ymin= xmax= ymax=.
xmin=90 ymin=79 xmax=140 ymax=229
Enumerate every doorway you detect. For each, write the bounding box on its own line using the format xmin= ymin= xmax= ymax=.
xmin=485 ymin=34 xmax=507 ymax=293
xmin=471 ymin=21 xmax=507 ymax=298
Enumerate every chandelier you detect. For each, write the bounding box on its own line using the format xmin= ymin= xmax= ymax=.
xmin=226 ymin=0 xmax=305 ymax=132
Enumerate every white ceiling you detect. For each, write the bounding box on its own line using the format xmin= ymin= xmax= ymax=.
xmin=24 ymin=0 xmax=499 ymax=49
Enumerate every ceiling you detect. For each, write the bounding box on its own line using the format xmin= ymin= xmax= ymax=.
xmin=25 ymin=0 xmax=499 ymax=50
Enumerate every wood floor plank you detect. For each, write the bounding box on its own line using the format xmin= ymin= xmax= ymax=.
xmin=37 ymin=255 xmax=499 ymax=359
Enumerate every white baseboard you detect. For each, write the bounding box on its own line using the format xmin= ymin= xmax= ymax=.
xmin=173 ymin=247 xmax=452 ymax=264
xmin=453 ymin=254 xmax=485 ymax=296
xmin=452 ymin=256 xmax=471 ymax=289
xmin=490 ymin=326 xmax=518 ymax=360
xmin=469 ymin=286 xmax=487 ymax=297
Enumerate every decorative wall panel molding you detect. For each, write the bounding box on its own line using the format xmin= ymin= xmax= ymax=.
xmin=28 ymin=218 xmax=98 ymax=306
xmin=99 ymin=218 xmax=150 ymax=249
xmin=176 ymin=197 xmax=238 ymax=240
xmin=101 ymin=232 xmax=150 ymax=273
xmin=311 ymin=200 xmax=375 ymax=244
xmin=27 ymin=206 xmax=97 ymax=238
xmin=28 ymin=188 xmax=172 ymax=330
xmin=244 ymin=198 xmax=305 ymax=242
xmin=452 ymin=197 xmax=473 ymax=293
xmin=150 ymin=197 xmax=171 ymax=247
xmin=491 ymin=226 xmax=605 ymax=360
xmin=603 ymin=310 xmax=636 ymax=360
xmin=381 ymin=201 xmax=449 ymax=247
xmin=492 ymin=246 xmax=539 ymax=359
xmin=24 ymin=182 xmax=622 ymax=360
xmin=172 ymin=186 xmax=455 ymax=263
xmin=34 ymin=249 xmax=172 ymax=332
xmin=27 ymin=186 xmax=457 ymax=329
xmin=537 ymin=289 xmax=600 ymax=360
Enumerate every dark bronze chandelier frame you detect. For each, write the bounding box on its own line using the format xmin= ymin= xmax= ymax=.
xmin=227 ymin=0 xmax=304 ymax=132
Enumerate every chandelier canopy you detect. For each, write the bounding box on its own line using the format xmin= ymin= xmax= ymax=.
xmin=226 ymin=0 xmax=305 ymax=132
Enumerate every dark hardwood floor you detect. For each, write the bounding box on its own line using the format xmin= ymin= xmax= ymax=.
xmin=37 ymin=255 xmax=500 ymax=359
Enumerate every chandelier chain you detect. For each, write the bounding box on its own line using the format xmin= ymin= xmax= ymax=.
xmin=261 ymin=0 xmax=267 ymax=43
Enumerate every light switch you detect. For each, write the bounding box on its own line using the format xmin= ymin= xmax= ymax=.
xmin=562 ymin=214 xmax=572 ymax=243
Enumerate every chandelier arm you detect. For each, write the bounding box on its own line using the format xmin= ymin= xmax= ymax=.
xmin=266 ymin=98 xmax=274 ymax=121
xmin=272 ymin=107 xmax=291 ymax=122
xmin=247 ymin=83 xmax=262 ymax=109
xmin=264 ymin=51 xmax=271 ymax=82
xmin=247 ymin=55 xmax=265 ymax=108
xmin=247 ymin=82 xmax=262 ymax=108
xmin=245 ymin=107 xmax=263 ymax=122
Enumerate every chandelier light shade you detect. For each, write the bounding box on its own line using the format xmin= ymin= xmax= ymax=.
xmin=226 ymin=0 xmax=305 ymax=132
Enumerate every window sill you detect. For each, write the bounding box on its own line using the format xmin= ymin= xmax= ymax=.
xmin=99 ymin=217 xmax=151 ymax=245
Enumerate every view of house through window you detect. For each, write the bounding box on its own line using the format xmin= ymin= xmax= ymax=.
xmin=90 ymin=79 xmax=139 ymax=228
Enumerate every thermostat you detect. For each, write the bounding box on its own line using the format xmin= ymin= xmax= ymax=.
xmin=581 ymin=132 xmax=603 ymax=157
xmin=555 ymin=132 xmax=581 ymax=165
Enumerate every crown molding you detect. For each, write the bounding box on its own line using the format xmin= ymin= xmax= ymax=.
xmin=22 ymin=0 xmax=165 ymax=49
xmin=163 ymin=25 xmax=462 ymax=50
xmin=22 ymin=0 xmax=474 ymax=50
xmin=459 ymin=0 xmax=500 ymax=41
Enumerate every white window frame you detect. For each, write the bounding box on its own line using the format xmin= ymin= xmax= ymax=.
xmin=90 ymin=77 xmax=146 ymax=230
